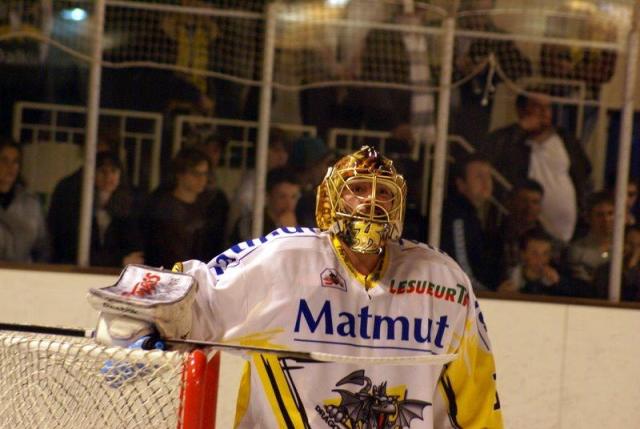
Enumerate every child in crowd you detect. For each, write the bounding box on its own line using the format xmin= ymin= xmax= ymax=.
xmin=230 ymin=167 xmax=300 ymax=243
xmin=498 ymin=229 xmax=569 ymax=296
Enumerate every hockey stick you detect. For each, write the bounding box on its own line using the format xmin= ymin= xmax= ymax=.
xmin=0 ymin=322 xmax=90 ymax=337
xmin=0 ymin=323 xmax=457 ymax=366
xmin=165 ymin=338 xmax=458 ymax=366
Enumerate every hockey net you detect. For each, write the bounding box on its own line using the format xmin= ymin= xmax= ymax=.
xmin=0 ymin=330 xmax=219 ymax=429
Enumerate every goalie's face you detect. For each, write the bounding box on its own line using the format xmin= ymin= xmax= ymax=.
xmin=316 ymin=146 xmax=407 ymax=254
xmin=340 ymin=178 xmax=396 ymax=220
xmin=337 ymin=176 xmax=403 ymax=254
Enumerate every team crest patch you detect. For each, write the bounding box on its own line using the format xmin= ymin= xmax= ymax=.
xmin=315 ymin=369 xmax=431 ymax=428
xmin=320 ymin=268 xmax=346 ymax=292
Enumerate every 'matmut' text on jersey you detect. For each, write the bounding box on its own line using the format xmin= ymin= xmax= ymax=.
xmin=294 ymin=299 xmax=450 ymax=349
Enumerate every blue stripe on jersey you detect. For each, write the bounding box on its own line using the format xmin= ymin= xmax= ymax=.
xmin=207 ymin=227 xmax=321 ymax=276
xmin=293 ymin=338 xmax=439 ymax=354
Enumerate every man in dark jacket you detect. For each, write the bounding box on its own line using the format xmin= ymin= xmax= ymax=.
xmin=481 ymin=93 xmax=591 ymax=243
xmin=441 ymin=153 xmax=500 ymax=291
xmin=47 ymin=152 xmax=144 ymax=267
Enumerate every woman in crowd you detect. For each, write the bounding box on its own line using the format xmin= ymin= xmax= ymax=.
xmin=0 ymin=138 xmax=49 ymax=262
xmin=143 ymin=147 xmax=226 ymax=267
xmin=48 ymin=151 xmax=144 ymax=267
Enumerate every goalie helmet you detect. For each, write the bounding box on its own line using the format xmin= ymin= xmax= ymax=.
xmin=315 ymin=146 xmax=407 ymax=254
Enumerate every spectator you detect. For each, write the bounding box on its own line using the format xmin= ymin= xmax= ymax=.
xmin=289 ymin=136 xmax=332 ymax=228
xmin=567 ymin=191 xmax=614 ymax=297
xmin=621 ymin=225 xmax=640 ymax=300
xmin=496 ymin=179 xmax=563 ymax=278
xmin=48 ymin=152 xmax=143 ymax=267
xmin=441 ymin=154 xmax=500 ymax=290
xmin=386 ymin=137 xmax=428 ymax=242
xmin=599 ymin=177 xmax=640 ymax=233
xmin=355 ymin=8 xmax=436 ymax=147
xmin=0 ymin=138 xmax=49 ymax=263
xmin=451 ymin=0 xmax=532 ymax=147
xmin=142 ymin=148 xmax=217 ymax=267
xmin=231 ymin=167 xmax=301 ymax=243
xmin=263 ymin=168 xmax=301 ymax=231
xmin=227 ymin=128 xmax=290 ymax=239
xmin=193 ymin=134 xmax=230 ymax=256
xmin=498 ymin=229 xmax=569 ymax=296
xmin=481 ymin=93 xmax=591 ymax=243
xmin=540 ymin=5 xmax=617 ymax=142
xmin=297 ymin=47 xmax=342 ymax=138
xmin=160 ymin=0 xmax=217 ymax=109
xmin=194 ymin=134 xmax=225 ymax=183
xmin=541 ymin=40 xmax=616 ymax=140
xmin=593 ymin=225 xmax=640 ymax=301
xmin=541 ymin=25 xmax=616 ymax=100
xmin=456 ymin=0 xmax=533 ymax=82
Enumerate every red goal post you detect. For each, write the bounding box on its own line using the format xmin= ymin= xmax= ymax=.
xmin=0 ymin=330 xmax=220 ymax=429
xmin=181 ymin=349 xmax=220 ymax=429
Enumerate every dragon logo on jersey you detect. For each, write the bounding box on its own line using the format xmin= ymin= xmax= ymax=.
xmin=315 ymin=369 xmax=430 ymax=428
xmin=320 ymin=268 xmax=347 ymax=292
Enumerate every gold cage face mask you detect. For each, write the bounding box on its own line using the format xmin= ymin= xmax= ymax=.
xmin=316 ymin=146 xmax=407 ymax=253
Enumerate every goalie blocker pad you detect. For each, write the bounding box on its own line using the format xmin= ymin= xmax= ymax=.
xmin=88 ymin=264 xmax=197 ymax=346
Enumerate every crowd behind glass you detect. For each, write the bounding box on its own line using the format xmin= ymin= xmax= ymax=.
xmin=1 ymin=103 xmax=638 ymax=301
xmin=0 ymin=1 xmax=638 ymax=302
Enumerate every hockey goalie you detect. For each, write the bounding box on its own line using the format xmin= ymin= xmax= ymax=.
xmin=89 ymin=146 xmax=503 ymax=428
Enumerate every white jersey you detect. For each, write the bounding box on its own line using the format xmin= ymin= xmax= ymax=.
xmin=180 ymin=228 xmax=503 ymax=429
xmin=527 ymin=133 xmax=577 ymax=243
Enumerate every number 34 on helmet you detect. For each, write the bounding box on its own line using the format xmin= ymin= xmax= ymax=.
xmin=315 ymin=146 xmax=407 ymax=254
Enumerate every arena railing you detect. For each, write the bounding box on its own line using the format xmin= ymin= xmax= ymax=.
xmin=12 ymin=101 xmax=163 ymax=195
xmin=172 ymin=115 xmax=317 ymax=198
xmin=172 ymin=115 xmax=317 ymax=168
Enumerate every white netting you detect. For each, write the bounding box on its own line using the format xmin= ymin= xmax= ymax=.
xmin=1 ymin=0 xmax=633 ymax=124
xmin=272 ymin=1 xmax=446 ymax=89
xmin=269 ymin=1 xmax=447 ymax=149
xmin=446 ymin=0 xmax=635 ymax=154
xmin=0 ymin=0 xmax=634 ymax=106
xmin=0 ymin=0 xmax=266 ymax=80
xmin=0 ymin=331 xmax=189 ymax=429
xmin=453 ymin=0 xmax=634 ymax=105
xmin=103 ymin=0 xmax=265 ymax=86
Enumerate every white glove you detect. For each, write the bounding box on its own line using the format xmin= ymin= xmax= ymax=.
xmin=88 ymin=264 xmax=197 ymax=347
